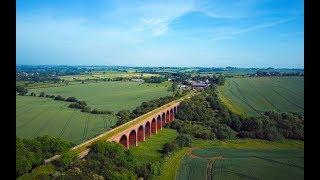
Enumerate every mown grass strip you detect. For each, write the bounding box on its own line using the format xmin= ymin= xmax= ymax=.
xmin=155 ymin=148 xmax=189 ymax=180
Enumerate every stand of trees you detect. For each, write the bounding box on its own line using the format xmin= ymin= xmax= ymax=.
xmin=251 ymin=70 xmax=304 ymax=77
xmin=16 ymin=85 xmax=28 ymax=95
xmin=171 ymin=85 xmax=304 ymax=141
xmin=19 ymin=139 xmax=184 ymax=179
xmin=144 ymin=76 xmax=167 ymax=83
xmin=16 ymin=136 xmax=74 ymax=177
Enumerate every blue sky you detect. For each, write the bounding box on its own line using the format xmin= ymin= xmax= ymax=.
xmin=16 ymin=0 xmax=304 ymax=68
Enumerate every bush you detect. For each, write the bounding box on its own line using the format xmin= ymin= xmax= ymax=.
xmin=82 ymin=106 xmax=91 ymax=113
xmin=56 ymin=150 xmax=78 ymax=170
xmin=116 ymin=110 xmax=131 ymax=126
xmin=30 ymin=92 xmax=36 ymax=96
xmin=91 ymin=109 xmax=113 ymax=115
xmin=212 ymin=124 xmax=236 ymax=140
xmin=39 ymin=92 xmax=45 ymax=97
xmin=45 ymin=94 xmax=50 ymax=98
xmin=49 ymin=95 xmax=55 ymax=98
xmin=175 ymin=134 xmax=192 ymax=147
xmin=69 ymin=103 xmax=82 ymax=109
xmin=65 ymin=97 xmax=78 ymax=102
xmin=16 ymin=85 xmax=28 ymax=95
xmin=161 ymin=142 xmax=178 ymax=156
xmin=54 ymin=95 xmax=65 ymax=101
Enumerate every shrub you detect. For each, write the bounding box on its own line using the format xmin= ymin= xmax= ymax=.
xmin=212 ymin=124 xmax=236 ymax=140
xmin=54 ymin=95 xmax=65 ymax=101
xmin=175 ymin=134 xmax=192 ymax=147
xmin=56 ymin=150 xmax=78 ymax=170
xmin=16 ymin=85 xmax=28 ymax=95
xmin=65 ymin=97 xmax=78 ymax=102
xmin=39 ymin=92 xmax=45 ymax=97
xmin=82 ymin=106 xmax=91 ymax=113
xmin=161 ymin=142 xmax=178 ymax=156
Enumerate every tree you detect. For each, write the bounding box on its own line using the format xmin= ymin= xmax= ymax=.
xmin=16 ymin=138 xmax=34 ymax=177
xmin=57 ymin=150 xmax=78 ymax=170
xmin=161 ymin=143 xmax=178 ymax=155
xmin=54 ymin=95 xmax=65 ymax=101
xmin=175 ymin=134 xmax=192 ymax=147
xmin=65 ymin=97 xmax=78 ymax=102
xmin=16 ymin=85 xmax=28 ymax=95
xmin=170 ymin=82 xmax=178 ymax=92
xmin=39 ymin=92 xmax=45 ymax=97
xmin=116 ymin=110 xmax=131 ymax=126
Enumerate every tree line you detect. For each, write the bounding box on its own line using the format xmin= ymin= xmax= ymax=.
xmin=16 ymin=87 xmax=113 ymax=116
xmin=115 ymin=90 xmax=190 ymax=127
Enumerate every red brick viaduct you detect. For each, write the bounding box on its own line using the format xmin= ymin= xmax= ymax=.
xmin=45 ymin=95 xmax=191 ymax=163
xmin=110 ymin=102 xmax=179 ymax=148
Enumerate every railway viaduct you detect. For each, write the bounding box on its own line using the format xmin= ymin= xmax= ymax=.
xmin=45 ymin=94 xmax=192 ymax=163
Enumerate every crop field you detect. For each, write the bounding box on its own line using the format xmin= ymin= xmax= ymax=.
xmin=16 ymin=96 xmax=117 ymax=144
xmin=177 ymin=139 xmax=304 ymax=180
xmin=218 ymin=76 xmax=304 ymax=116
xmin=59 ymin=71 xmax=160 ymax=81
xmin=130 ymin=128 xmax=178 ymax=166
xmin=30 ymin=81 xmax=172 ymax=112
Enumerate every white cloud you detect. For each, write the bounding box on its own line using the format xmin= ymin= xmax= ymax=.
xmin=211 ymin=19 xmax=292 ymax=41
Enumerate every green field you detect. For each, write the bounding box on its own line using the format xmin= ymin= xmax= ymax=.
xmin=16 ymin=95 xmax=118 ymax=144
xmin=30 ymin=81 xmax=172 ymax=112
xmin=60 ymin=71 xmax=160 ymax=81
xmin=218 ymin=76 xmax=304 ymax=116
xmin=131 ymin=128 xmax=178 ymax=166
xmin=177 ymin=139 xmax=304 ymax=180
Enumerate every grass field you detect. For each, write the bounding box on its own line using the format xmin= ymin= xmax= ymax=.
xmin=59 ymin=71 xmax=160 ymax=81
xmin=16 ymin=95 xmax=118 ymax=144
xmin=177 ymin=139 xmax=304 ymax=180
xmin=130 ymin=128 xmax=178 ymax=166
xmin=30 ymin=81 xmax=172 ymax=112
xmin=218 ymin=76 xmax=304 ymax=116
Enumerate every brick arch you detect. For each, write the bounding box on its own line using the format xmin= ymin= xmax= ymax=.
xmin=170 ymin=108 xmax=174 ymax=122
xmin=119 ymin=134 xmax=128 ymax=148
xmin=162 ymin=113 xmax=166 ymax=127
xmin=157 ymin=115 xmax=162 ymax=130
xmin=145 ymin=121 xmax=151 ymax=138
xmin=166 ymin=110 xmax=170 ymax=123
xmin=137 ymin=125 xmax=144 ymax=142
xmin=151 ymin=118 xmax=157 ymax=134
xmin=129 ymin=130 xmax=137 ymax=147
